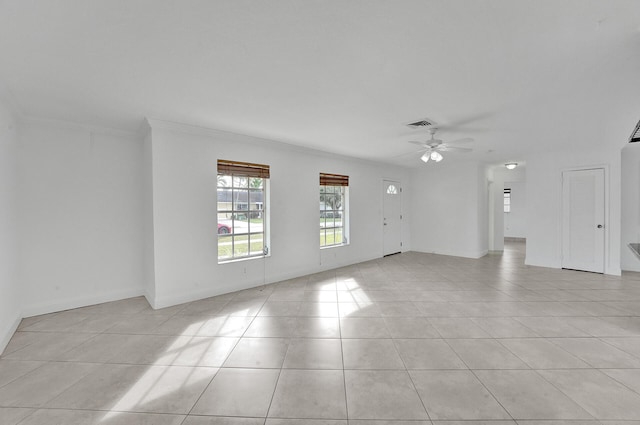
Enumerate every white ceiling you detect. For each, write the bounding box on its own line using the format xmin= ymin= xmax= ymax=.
xmin=1 ymin=0 xmax=639 ymax=166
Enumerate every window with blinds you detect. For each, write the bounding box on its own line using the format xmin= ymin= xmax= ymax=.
xmin=320 ymin=173 xmax=349 ymax=248
xmin=217 ymin=160 xmax=270 ymax=262
xmin=504 ymin=188 xmax=511 ymax=213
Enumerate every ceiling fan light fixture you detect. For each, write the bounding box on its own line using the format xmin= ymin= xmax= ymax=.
xmin=430 ymin=151 xmax=443 ymax=162
xmin=505 ymin=162 xmax=518 ymax=170
xmin=421 ymin=152 xmax=431 ymax=162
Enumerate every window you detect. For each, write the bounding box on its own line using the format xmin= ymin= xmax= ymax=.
xmin=320 ymin=173 xmax=349 ymax=247
xmin=217 ymin=159 xmax=269 ymax=262
xmin=504 ymin=188 xmax=511 ymax=213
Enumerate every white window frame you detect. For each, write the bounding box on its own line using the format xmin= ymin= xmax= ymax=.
xmin=504 ymin=188 xmax=511 ymax=213
xmin=217 ymin=161 xmax=270 ymax=263
xmin=320 ymin=176 xmax=349 ymax=248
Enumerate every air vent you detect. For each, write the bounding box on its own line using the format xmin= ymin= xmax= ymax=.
xmin=630 ymin=119 xmax=640 ymax=143
xmin=407 ymin=118 xmax=435 ymax=128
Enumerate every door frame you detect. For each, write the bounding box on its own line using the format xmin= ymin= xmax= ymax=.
xmin=560 ymin=164 xmax=609 ymax=273
xmin=382 ymin=178 xmax=403 ymax=256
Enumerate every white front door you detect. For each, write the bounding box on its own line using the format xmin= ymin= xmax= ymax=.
xmin=562 ymin=168 xmax=605 ymax=273
xmin=383 ymin=180 xmax=402 ymax=256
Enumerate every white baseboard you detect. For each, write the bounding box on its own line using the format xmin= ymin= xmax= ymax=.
xmin=0 ymin=312 xmax=21 ymax=355
xmin=153 ymin=278 xmax=270 ymax=309
xmin=152 ymin=253 xmax=384 ymax=310
xmin=524 ymin=255 xmax=561 ymax=269
xmin=21 ymin=287 xmax=145 ymax=318
xmin=412 ymin=248 xmax=488 ymax=259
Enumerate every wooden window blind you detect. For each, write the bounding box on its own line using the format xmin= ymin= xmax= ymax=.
xmin=217 ymin=159 xmax=270 ymax=178
xmin=320 ymin=173 xmax=349 ymax=186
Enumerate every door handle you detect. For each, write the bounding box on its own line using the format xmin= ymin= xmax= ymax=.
xmin=597 ymin=224 xmax=603 ymax=229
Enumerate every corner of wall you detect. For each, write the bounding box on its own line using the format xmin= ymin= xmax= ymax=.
xmin=0 ymin=311 xmax=21 ymax=355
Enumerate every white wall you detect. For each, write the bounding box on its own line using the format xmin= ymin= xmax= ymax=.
xmin=142 ymin=128 xmax=157 ymax=300
xmin=146 ymin=120 xmax=412 ymax=308
xmin=17 ymin=120 xmax=145 ymax=316
xmin=0 ymin=97 xmax=21 ymax=353
xmin=526 ymin=148 xmax=621 ymax=275
xmin=621 ymin=143 xmax=640 ymax=272
xmin=410 ymin=161 xmax=487 ymax=259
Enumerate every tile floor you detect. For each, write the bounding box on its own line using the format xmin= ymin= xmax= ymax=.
xmin=2 ymin=241 xmax=640 ymax=424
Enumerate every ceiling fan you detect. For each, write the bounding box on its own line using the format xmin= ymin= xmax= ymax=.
xmin=408 ymin=128 xmax=473 ymax=163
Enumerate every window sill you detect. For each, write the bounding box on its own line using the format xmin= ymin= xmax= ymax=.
xmin=218 ymin=254 xmax=270 ymax=265
xmin=320 ymin=243 xmax=349 ymax=250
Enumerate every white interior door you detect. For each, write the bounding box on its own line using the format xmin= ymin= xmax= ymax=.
xmin=562 ymin=168 xmax=605 ymax=273
xmin=383 ymin=180 xmax=402 ymax=256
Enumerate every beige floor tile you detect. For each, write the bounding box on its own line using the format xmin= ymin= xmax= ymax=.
xmin=0 ymin=362 xmax=97 ymax=407
xmin=258 ymin=301 xmax=302 ymax=316
xmin=475 ymin=370 xmax=593 ymax=419
xmin=0 ymin=407 xmax=34 ymax=425
xmin=344 ymin=370 xmax=428 ymax=420
xmin=0 ymin=360 xmax=45 ymax=387
xmin=244 ymin=317 xmax=297 ymax=337
xmin=185 ymin=417 xmax=265 ymax=425
xmin=351 ymin=421 xmax=430 ymax=425
xmin=282 ymin=338 xmax=342 ymax=369
xmin=191 ymin=368 xmax=279 ymax=417
xmin=298 ymin=302 xmax=340 ymax=317
xmin=342 ymin=339 xmax=405 ymax=369
xmin=18 ymin=311 xmax=90 ymax=332
xmin=17 ymin=409 xmax=185 ymax=425
xmin=377 ymin=302 xmax=422 ymax=317
xmin=3 ymin=242 xmax=640 ymax=422
xmin=162 ymin=336 xmax=238 ymax=367
xmin=217 ymin=300 xmax=264 ymax=316
xmin=195 ymin=316 xmax=255 ymax=337
xmin=433 ymin=421 xmax=515 ymax=425
xmin=303 ymin=291 xmax=338 ymax=303
xmin=428 ymin=318 xmax=492 ymax=338
xmin=294 ymin=317 xmax=340 ymax=338
xmin=410 ymin=370 xmax=511 ymax=419
xmin=383 ymin=317 xmax=440 ymax=338
xmin=499 ymin=339 xmax=590 ymax=369
xmin=602 ymin=369 xmax=640 ymax=394
xmin=394 ymin=339 xmax=466 ymax=369
xmin=340 ymin=318 xmax=391 ymax=338
xmin=538 ymin=369 xmax=640 ymax=420
xmin=47 ymin=363 xmax=217 ymax=413
xmin=2 ymin=332 xmax=95 ymax=361
xmin=223 ymin=337 xmax=289 ymax=368
xmin=448 ymin=339 xmax=529 ymax=369
xmin=550 ymin=338 xmax=640 ymax=368
xmin=338 ymin=302 xmax=382 ymax=317
xmin=266 ymin=419 xmax=346 ymax=425
xmin=58 ymin=333 xmax=139 ymax=362
xmin=268 ymin=369 xmax=347 ymax=419
xmin=600 ymin=337 xmax=640 ymax=358
xmin=512 ymin=317 xmax=590 ymax=337
xmin=471 ymin=317 xmax=539 ymax=338
xmin=106 ymin=335 xmax=182 ymax=365
xmin=106 ymin=314 xmax=172 ymax=334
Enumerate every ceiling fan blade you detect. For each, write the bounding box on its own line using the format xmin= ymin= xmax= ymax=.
xmin=391 ymin=147 xmax=428 ymax=158
xmin=408 ymin=140 xmax=429 ymax=146
xmin=439 ymin=146 xmax=472 ymax=153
